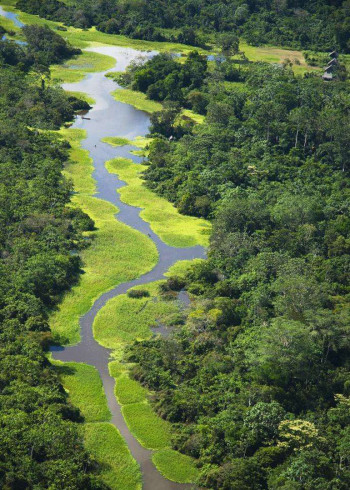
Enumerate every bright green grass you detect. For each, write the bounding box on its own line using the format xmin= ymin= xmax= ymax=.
xmin=51 ymin=50 xmax=116 ymax=83
xmin=181 ymin=109 xmax=205 ymax=124
xmin=165 ymin=258 xmax=205 ymax=279
xmin=66 ymin=90 xmax=96 ymax=106
xmin=106 ymin=157 xmax=210 ymax=247
xmin=93 ymin=281 xmax=180 ymax=348
xmin=115 ymin=375 xmax=148 ymax=405
xmin=112 ymin=88 xmax=163 ymax=114
xmin=84 ymin=423 xmax=142 ymax=490
xmin=49 ymin=129 xmax=158 ymax=344
xmin=122 ymin=402 xmax=172 ymax=450
xmin=52 ymin=360 xmax=110 ymax=423
xmin=152 ymin=449 xmax=200 ymax=483
xmin=101 ymin=136 xmax=130 ymax=147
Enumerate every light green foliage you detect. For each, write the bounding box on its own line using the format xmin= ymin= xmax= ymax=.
xmin=51 ymin=50 xmax=116 ymax=83
xmin=66 ymin=90 xmax=96 ymax=105
xmin=115 ymin=375 xmax=147 ymax=405
xmin=50 ymin=129 xmax=157 ymax=344
xmin=101 ymin=136 xmax=130 ymax=147
xmin=165 ymin=258 xmax=205 ymax=279
xmin=122 ymin=402 xmax=172 ymax=450
xmin=83 ymin=423 xmax=142 ymax=490
xmin=93 ymin=281 xmax=180 ymax=348
xmin=52 ymin=360 xmax=111 ymax=422
xmin=106 ymin=157 xmax=210 ymax=247
xmin=152 ymin=449 xmax=200 ymax=483
xmin=112 ymin=88 xmax=163 ymax=113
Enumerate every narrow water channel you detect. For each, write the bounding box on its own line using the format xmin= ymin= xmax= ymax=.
xmin=49 ymin=47 xmax=206 ymax=489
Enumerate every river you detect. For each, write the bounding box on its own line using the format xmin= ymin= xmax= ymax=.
xmin=51 ymin=45 xmax=205 ymax=489
xmin=1 ymin=5 xmax=205 ymax=487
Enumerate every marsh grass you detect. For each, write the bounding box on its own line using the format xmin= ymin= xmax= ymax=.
xmin=152 ymin=449 xmax=200 ymax=483
xmin=93 ymin=281 xmax=181 ymax=348
xmin=51 ymin=50 xmax=116 ymax=83
xmin=52 ymin=360 xmax=111 ymax=422
xmin=49 ymin=129 xmax=157 ymax=344
xmin=101 ymin=136 xmax=130 ymax=147
xmin=112 ymin=88 xmax=163 ymax=113
xmin=66 ymin=90 xmax=96 ymax=106
xmin=122 ymin=402 xmax=172 ymax=450
xmin=106 ymin=157 xmax=210 ymax=247
xmin=84 ymin=423 xmax=142 ymax=490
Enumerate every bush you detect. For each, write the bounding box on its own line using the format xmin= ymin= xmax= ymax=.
xmin=127 ymin=289 xmax=150 ymax=299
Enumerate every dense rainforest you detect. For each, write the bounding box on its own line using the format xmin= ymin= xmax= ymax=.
xmin=0 ymin=30 xmax=103 ymax=489
xmin=120 ymin=52 xmax=350 ymax=488
xmin=16 ymin=0 xmax=350 ymax=52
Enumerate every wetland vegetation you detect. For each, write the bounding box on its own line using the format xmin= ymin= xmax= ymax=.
xmin=1 ymin=1 xmax=350 ymax=489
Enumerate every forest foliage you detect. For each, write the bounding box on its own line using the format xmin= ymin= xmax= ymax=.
xmin=16 ymin=0 xmax=350 ymax=52
xmin=124 ymin=53 xmax=350 ymax=489
xmin=0 ymin=33 xmax=103 ymax=489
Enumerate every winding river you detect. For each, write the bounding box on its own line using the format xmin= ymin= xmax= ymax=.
xmin=50 ymin=46 xmax=205 ymax=489
xmin=1 ymin=5 xmax=205 ymax=487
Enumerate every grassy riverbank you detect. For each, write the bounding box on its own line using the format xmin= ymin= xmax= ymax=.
xmin=51 ymin=359 xmax=142 ymax=489
xmin=106 ymin=157 xmax=210 ymax=247
xmin=51 ymin=50 xmax=116 ymax=83
xmin=50 ymin=129 xmax=158 ymax=345
xmin=111 ymin=358 xmax=200 ymax=483
xmin=93 ymin=281 xmax=181 ymax=348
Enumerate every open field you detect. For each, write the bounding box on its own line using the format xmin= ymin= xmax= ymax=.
xmin=105 ymin=157 xmax=211 ymax=247
xmin=49 ymin=129 xmax=158 ymax=345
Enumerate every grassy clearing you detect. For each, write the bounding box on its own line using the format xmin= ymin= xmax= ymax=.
xmin=101 ymin=136 xmax=130 ymax=147
xmin=52 ymin=360 xmax=110 ymax=423
xmin=51 ymin=50 xmax=115 ymax=83
xmin=66 ymin=90 xmax=96 ymax=106
xmin=49 ymin=129 xmax=158 ymax=344
xmin=93 ymin=281 xmax=181 ymax=349
xmin=152 ymin=449 xmax=200 ymax=483
xmin=112 ymin=88 xmax=163 ymax=113
xmin=84 ymin=423 xmax=142 ymax=490
xmin=106 ymin=157 xmax=210 ymax=247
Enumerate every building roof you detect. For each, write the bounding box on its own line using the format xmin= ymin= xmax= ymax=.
xmin=322 ymin=72 xmax=333 ymax=80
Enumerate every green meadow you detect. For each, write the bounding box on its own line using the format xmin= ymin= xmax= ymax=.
xmin=50 ymin=128 xmax=158 ymax=345
xmin=66 ymin=90 xmax=96 ymax=106
xmin=105 ymin=157 xmax=211 ymax=247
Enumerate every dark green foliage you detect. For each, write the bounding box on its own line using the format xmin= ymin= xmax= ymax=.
xmin=127 ymin=289 xmax=150 ymax=298
xmin=127 ymin=62 xmax=350 ymax=488
xmin=23 ymin=24 xmax=81 ymax=66
xmin=16 ymin=0 xmax=350 ymax=52
xmin=0 ymin=40 xmax=102 ymax=488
